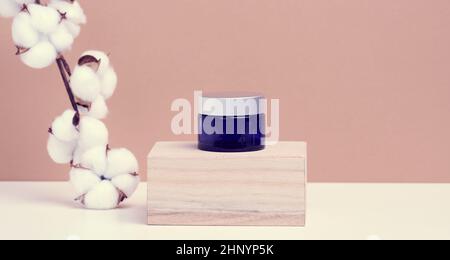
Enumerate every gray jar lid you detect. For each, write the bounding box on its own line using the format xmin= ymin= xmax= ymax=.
xmin=200 ymin=92 xmax=265 ymax=116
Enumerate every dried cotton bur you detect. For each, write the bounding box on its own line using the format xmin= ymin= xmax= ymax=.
xmin=1 ymin=0 xmax=139 ymax=209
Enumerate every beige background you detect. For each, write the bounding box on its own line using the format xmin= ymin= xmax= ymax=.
xmin=0 ymin=0 xmax=449 ymax=182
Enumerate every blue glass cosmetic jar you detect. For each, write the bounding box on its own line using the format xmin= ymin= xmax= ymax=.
xmin=198 ymin=92 xmax=266 ymax=152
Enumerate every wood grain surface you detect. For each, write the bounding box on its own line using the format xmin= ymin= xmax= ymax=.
xmin=148 ymin=142 xmax=306 ymax=226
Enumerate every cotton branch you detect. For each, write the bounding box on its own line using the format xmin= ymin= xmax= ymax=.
xmin=56 ymin=56 xmax=79 ymax=126
xmin=1 ymin=0 xmax=139 ymax=210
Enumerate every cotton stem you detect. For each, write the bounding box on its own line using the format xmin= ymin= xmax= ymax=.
xmin=56 ymin=56 xmax=80 ymax=126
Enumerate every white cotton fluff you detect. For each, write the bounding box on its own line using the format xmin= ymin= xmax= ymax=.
xmin=72 ymin=145 xmax=139 ymax=209
xmin=0 ymin=0 xmax=20 ymax=18
xmin=63 ymin=20 xmax=80 ymax=38
xmin=100 ymin=67 xmax=117 ymax=100
xmin=72 ymin=116 xmax=108 ymax=163
xmin=82 ymin=180 xmax=119 ymax=210
xmin=77 ymin=51 xmax=118 ymax=100
xmin=11 ymin=12 xmax=39 ymax=49
xmin=20 ymin=40 xmax=57 ymax=69
xmin=27 ymin=4 xmax=60 ymax=34
xmin=112 ymin=174 xmax=139 ymax=197
xmin=87 ymin=96 xmax=108 ymax=119
xmin=47 ymin=134 xmax=76 ymax=164
xmin=49 ymin=0 xmax=86 ymax=25
xmin=80 ymin=146 xmax=107 ymax=175
xmin=51 ymin=109 xmax=79 ymax=142
xmin=49 ymin=24 xmax=74 ymax=52
xmin=69 ymin=168 xmax=100 ymax=197
xmin=81 ymin=50 xmax=110 ymax=75
xmin=104 ymin=148 xmax=138 ymax=179
xmin=70 ymin=65 xmax=101 ymax=102
xmin=77 ymin=116 xmax=109 ymax=148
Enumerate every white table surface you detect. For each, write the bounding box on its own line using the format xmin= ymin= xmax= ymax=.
xmin=0 ymin=182 xmax=449 ymax=240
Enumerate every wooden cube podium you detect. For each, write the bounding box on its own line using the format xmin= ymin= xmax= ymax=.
xmin=147 ymin=142 xmax=306 ymax=226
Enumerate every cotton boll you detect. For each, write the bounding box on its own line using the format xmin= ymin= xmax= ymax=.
xmin=77 ymin=117 xmax=109 ymax=149
xmin=80 ymin=146 xmax=107 ymax=175
xmin=11 ymin=12 xmax=39 ymax=49
xmin=112 ymin=174 xmax=139 ymax=198
xmin=47 ymin=134 xmax=76 ymax=164
xmin=20 ymin=40 xmax=57 ymax=69
xmin=81 ymin=50 xmax=110 ymax=75
xmin=87 ymin=96 xmax=108 ymax=119
xmin=63 ymin=21 xmax=80 ymax=38
xmin=76 ymin=116 xmax=109 ymax=155
xmin=49 ymin=24 xmax=74 ymax=52
xmin=49 ymin=0 xmax=86 ymax=25
xmin=28 ymin=4 xmax=60 ymax=34
xmin=0 ymin=0 xmax=20 ymax=18
xmin=105 ymin=148 xmax=138 ymax=179
xmin=51 ymin=110 xmax=79 ymax=142
xmin=100 ymin=67 xmax=117 ymax=100
xmin=70 ymin=168 xmax=100 ymax=197
xmin=70 ymin=65 xmax=101 ymax=102
xmin=83 ymin=181 xmax=119 ymax=210
xmin=73 ymin=116 xmax=108 ymax=164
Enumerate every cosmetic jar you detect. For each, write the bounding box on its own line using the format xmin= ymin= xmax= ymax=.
xmin=198 ymin=92 xmax=266 ymax=152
